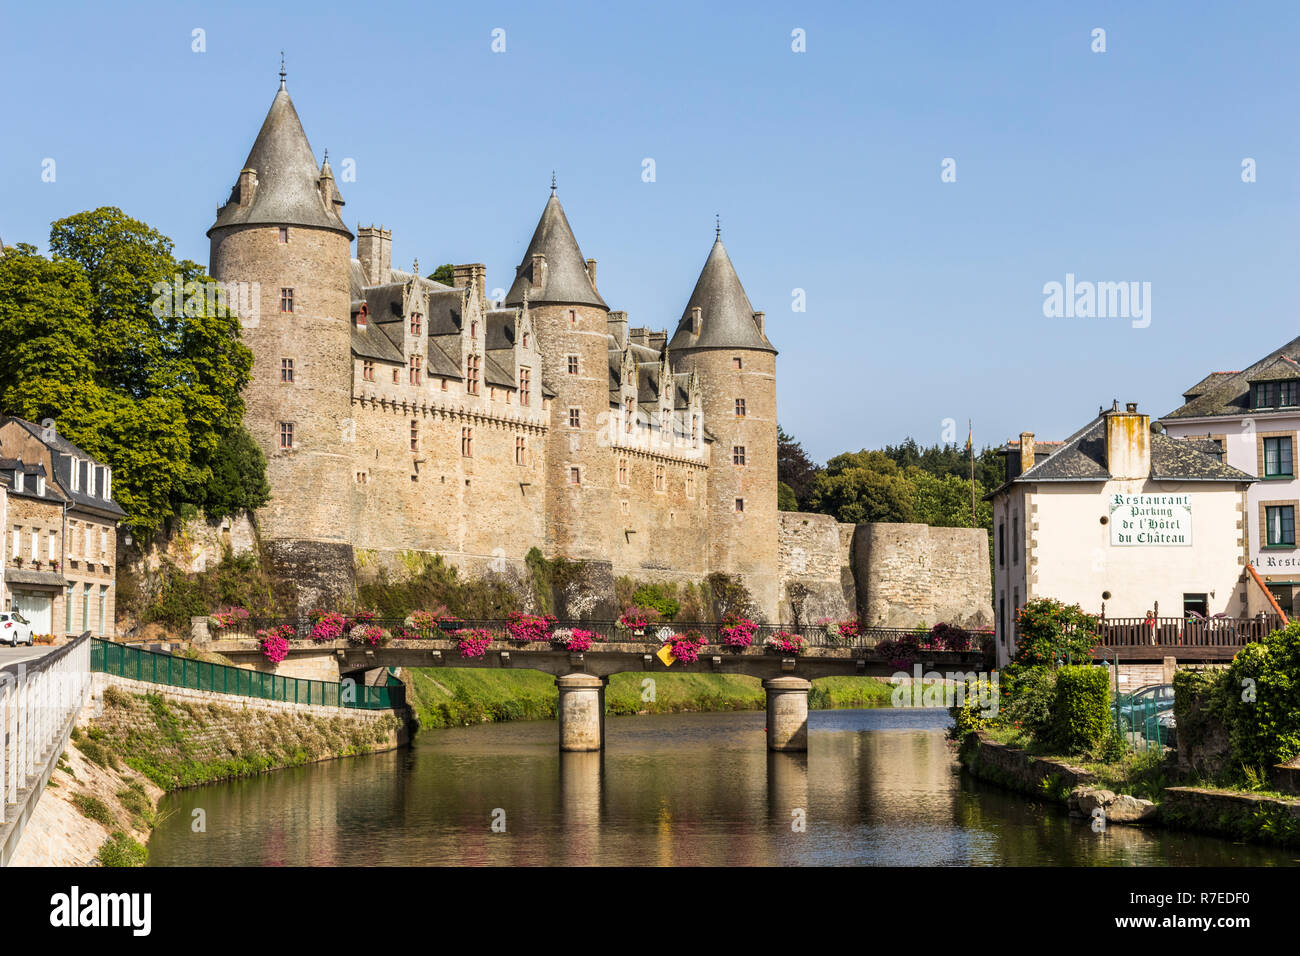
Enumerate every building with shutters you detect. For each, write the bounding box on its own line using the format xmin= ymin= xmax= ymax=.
xmin=0 ymin=417 xmax=124 ymax=637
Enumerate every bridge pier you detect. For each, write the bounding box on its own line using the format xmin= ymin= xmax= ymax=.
xmin=763 ymin=677 xmax=811 ymax=752
xmin=557 ymin=673 xmax=605 ymax=751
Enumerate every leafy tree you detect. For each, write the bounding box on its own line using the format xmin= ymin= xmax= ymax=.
xmin=777 ymin=481 xmax=798 ymax=511
xmin=0 ymin=208 xmax=262 ymax=533
xmin=428 ymin=264 xmax=456 ymax=286
xmin=777 ymin=425 xmax=819 ymax=505
xmin=908 ymin=469 xmax=992 ymax=529
xmin=198 ymin=427 xmax=272 ymax=519
xmin=807 ymin=451 xmax=915 ymax=524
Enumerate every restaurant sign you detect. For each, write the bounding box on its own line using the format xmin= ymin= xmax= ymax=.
xmin=1109 ymin=493 xmax=1192 ymax=546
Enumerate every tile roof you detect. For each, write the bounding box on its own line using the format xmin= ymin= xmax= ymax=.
xmin=1164 ymin=334 xmax=1300 ymax=420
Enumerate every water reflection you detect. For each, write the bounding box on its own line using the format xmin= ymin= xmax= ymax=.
xmin=147 ymin=708 xmax=1297 ymax=867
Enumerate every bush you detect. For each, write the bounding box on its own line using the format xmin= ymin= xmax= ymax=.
xmin=1220 ymin=620 xmax=1300 ymax=774
xmin=631 ymin=583 xmax=681 ymax=621
xmin=1014 ymin=598 xmax=1098 ymax=667
xmin=98 ymin=831 xmax=147 ymax=867
xmin=1000 ymin=665 xmax=1057 ymax=740
xmin=1049 ymin=665 xmax=1111 ymax=755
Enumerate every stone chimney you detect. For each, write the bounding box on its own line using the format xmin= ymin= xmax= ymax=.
xmin=648 ymin=330 xmax=667 ymax=353
xmin=689 ymin=307 xmax=702 ymax=336
xmin=753 ymin=311 xmax=765 ymax=336
xmin=530 ymin=253 xmax=547 ymax=291
xmin=237 ymin=168 xmax=258 ymax=208
xmin=1019 ymin=432 xmax=1035 ymax=474
xmin=607 ymin=311 xmax=629 ymax=349
xmin=356 ymin=225 xmax=392 ymax=287
xmin=629 ymin=327 xmax=651 ymax=349
xmin=1104 ymin=401 xmax=1150 ymax=480
xmin=452 ymin=263 xmax=487 ymax=304
xmin=586 ymin=258 xmax=597 ymax=291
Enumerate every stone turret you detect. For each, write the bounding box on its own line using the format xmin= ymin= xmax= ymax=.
xmin=207 ymin=72 xmax=356 ymax=611
xmin=668 ymin=232 xmax=779 ymax=620
xmin=506 ymin=188 xmax=612 ymax=577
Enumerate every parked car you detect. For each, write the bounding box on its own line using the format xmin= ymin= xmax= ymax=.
xmin=1143 ymin=709 xmax=1177 ymax=748
xmin=1115 ymin=683 xmax=1175 ymax=731
xmin=0 ymin=611 xmax=34 ymax=647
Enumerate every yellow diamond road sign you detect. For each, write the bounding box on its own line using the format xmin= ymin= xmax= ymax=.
xmin=656 ymin=644 xmax=676 ymax=666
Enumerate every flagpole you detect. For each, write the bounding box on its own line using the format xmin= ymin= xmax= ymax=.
xmin=969 ymin=419 xmax=976 ymax=528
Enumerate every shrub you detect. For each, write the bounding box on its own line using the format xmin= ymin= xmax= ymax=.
xmin=631 ymin=583 xmax=681 ymax=621
xmin=348 ymin=624 xmax=388 ymax=648
xmin=72 ymin=793 xmax=117 ymax=827
xmin=876 ymin=633 xmax=921 ymax=670
xmin=552 ymin=627 xmax=600 ymax=652
xmin=98 ymin=831 xmax=147 ymax=867
xmin=1014 ymin=598 xmax=1098 ymax=666
xmin=618 ymin=606 xmax=662 ymax=631
xmin=256 ymin=624 xmax=293 ymax=663
xmin=1220 ymin=620 xmax=1300 ymax=773
xmin=210 ymin=606 xmax=250 ymax=629
xmin=308 ymin=611 xmax=347 ymax=643
xmin=454 ymin=628 xmax=493 ymax=659
xmin=1049 ymin=665 xmax=1111 ymax=755
xmin=930 ymin=622 xmax=972 ymax=652
xmin=506 ymin=611 xmax=555 ymax=643
xmin=666 ymin=630 xmax=706 ymax=663
xmin=1000 ymin=664 xmax=1057 ymax=741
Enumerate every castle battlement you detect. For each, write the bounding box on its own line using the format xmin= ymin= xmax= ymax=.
xmin=206 ymin=77 xmax=781 ymax=619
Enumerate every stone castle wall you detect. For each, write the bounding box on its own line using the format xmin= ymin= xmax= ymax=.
xmin=852 ymin=522 xmax=992 ymax=629
xmin=777 ymin=512 xmax=855 ymax=624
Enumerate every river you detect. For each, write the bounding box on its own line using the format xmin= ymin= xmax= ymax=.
xmin=146 ymin=707 xmax=1296 ymax=866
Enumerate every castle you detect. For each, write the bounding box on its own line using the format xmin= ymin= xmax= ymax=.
xmin=208 ymin=75 xmax=783 ymax=619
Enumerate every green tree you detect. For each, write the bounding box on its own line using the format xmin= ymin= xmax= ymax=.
xmin=198 ymin=427 xmax=272 ymax=519
xmin=778 ymin=425 xmax=819 ymax=506
xmin=0 ymin=209 xmax=263 ymax=533
xmin=429 ymin=264 xmax=456 ymax=286
xmin=777 ymin=481 xmax=798 ymax=511
xmin=807 ymin=451 xmax=916 ymax=523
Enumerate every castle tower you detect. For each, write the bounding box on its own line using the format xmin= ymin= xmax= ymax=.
xmin=667 ymin=231 xmax=779 ymax=620
xmin=207 ymin=72 xmax=356 ymax=609
xmin=505 ymin=186 xmax=612 ymax=569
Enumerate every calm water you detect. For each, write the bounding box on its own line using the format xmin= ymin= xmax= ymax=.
xmin=147 ymin=708 xmax=1297 ymax=866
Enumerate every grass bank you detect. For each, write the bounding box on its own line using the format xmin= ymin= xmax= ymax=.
xmin=407 ymin=668 xmax=895 ymax=728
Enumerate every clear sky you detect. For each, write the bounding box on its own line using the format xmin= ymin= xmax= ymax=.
xmin=3 ymin=1 xmax=1299 ymax=464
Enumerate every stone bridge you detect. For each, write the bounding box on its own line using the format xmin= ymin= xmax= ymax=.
xmin=203 ymin=636 xmax=987 ymax=753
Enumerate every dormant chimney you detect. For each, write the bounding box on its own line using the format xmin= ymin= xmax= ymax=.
xmin=1019 ymin=432 xmax=1035 ymax=474
xmin=356 ymin=225 xmax=392 ymax=287
xmin=1104 ymin=402 xmax=1150 ymax=480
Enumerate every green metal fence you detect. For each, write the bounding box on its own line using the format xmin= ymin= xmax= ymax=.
xmin=90 ymin=639 xmax=402 ymax=710
xmin=1111 ymin=693 xmax=1172 ymax=750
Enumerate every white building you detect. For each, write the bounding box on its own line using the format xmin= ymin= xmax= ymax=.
xmin=1162 ymin=337 xmax=1300 ymax=618
xmin=989 ymin=402 xmax=1255 ymax=667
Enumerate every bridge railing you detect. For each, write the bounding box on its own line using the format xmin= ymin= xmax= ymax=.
xmin=91 ymin=640 xmax=404 ymax=711
xmin=209 ymin=617 xmax=993 ymax=653
xmin=1 ymin=632 xmax=93 ymax=862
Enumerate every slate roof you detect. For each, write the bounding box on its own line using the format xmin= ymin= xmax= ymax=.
xmin=504 ymin=193 xmax=607 ymax=309
xmin=209 ymin=82 xmax=352 ymax=239
xmin=993 ymin=415 xmax=1253 ymax=493
xmin=667 ymin=238 xmax=774 ymax=353
xmin=351 ymin=319 xmax=404 ymax=364
xmin=0 ymin=419 xmax=126 ymax=517
xmin=1164 ymin=335 xmax=1300 ymax=420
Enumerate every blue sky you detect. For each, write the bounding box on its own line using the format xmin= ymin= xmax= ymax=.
xmin=3 ymin=1 xmax=1299 ymax=464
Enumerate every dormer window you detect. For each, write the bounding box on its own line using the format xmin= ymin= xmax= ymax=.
xmin=410 ymin=313 xmax=422 ymax=336
xmin=35 ymin=475 xmax=44 ymax=496
xmin=1253 ymin=380 xmax=1300 ymax=409
xmin=13 ymin=471 xmax=23 ymax=494
xmin=70 ymin=461 xmax=79 ymax=492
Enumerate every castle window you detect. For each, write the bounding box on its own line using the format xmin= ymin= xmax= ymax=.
xmin=441 ymin=378 xmax=448 ymax=391
xmin=654 ymin=465 xmax=666 ymax=492
xmin=660 ymin=408 xmax=670 ymax=433
xmin=735 ymin=497 xmax=744 ymax=512
xmin=732 ymin=357 xmax=742 ymax=370
xmin=280 ymin=288 xmax=294 ymax=313
xmin=567 ymin=355 xmax=579 ymax=375
xmin=355 ymin=471 xmax=368 ymax=484
xmin=522 ymin=333 xmax=530 ymax=349
xmin=519 ymin=367 xmax=531 ymax=406
xmin=461 ymin=427 xmax=474 ymax=457
xmin=625 ymin=397 xmax=635 ymax=433
xmin=691 ymin=416 xmax=699 ymax=445
xmin=733 ymin=446 xmax=746 ymax=465
xmin=686 ymin=473 xmax=695 ymax=498
xmin=410 ymin=420 xmax=419 ymax=452
xmin=392 ymin=368 xmax=400 ymax=384
xmin=363 ymin=360 xmax=375 ymax=382
xmin=569 ymin=466 xmax=581 ymax=484
xmin=279 ymin=227 xmax=289 ymax=243
xmin=410 ymin=313 xmax=422 ymax=336
xmin=516 ymin=436 xmax=527 ymax=466
xmin=569 ymin=408 xmax=581 ymax=429
xmin=735 ymin=398 xmax=746 ymax=417
xmin=471 ymin=321 xmax=478 ymax=338
xmin=467 ymin=355 xmax=481 ymax=394
xmin=279 ymin=422 xmax=294 ymax=450
xmin=569 ymin=310 xmax=576 ymax=327
xmin=620 ymin=500 xmax=630 ymax=516
xmin=281 ymin=358 xmax=294 ymax=383
xmin=410 ymin=355 xmax=422 ymax=386
xmin=618 ymin=458 xmax=628 ymax=485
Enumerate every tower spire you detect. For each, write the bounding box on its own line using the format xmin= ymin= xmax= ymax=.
xmin=279 ymin=51 xmax=286 ymax=90
xmin=551 ymin=171 xmax=557 ymax=195
xmin=715 ymin=214 xmax=721 ymax=241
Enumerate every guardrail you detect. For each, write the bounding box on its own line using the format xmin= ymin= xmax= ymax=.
xmin=1 ymin=632 xmax=93 ymax=865
xmin=1091 ymin=615 xmax=1279 ymax=648
xmin=208 ymin=618 xmax=994 ymax=652
xmin=91 ymin=640 xmax=404 ymax=711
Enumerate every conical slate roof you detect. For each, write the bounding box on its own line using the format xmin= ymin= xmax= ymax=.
xmin=667 ymin=238 xmax=774 ymax=353
xmin=208 ymin=81 xmax=352 ymax=238
xmin=504 ymin=192 xmax=606 ymax=309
